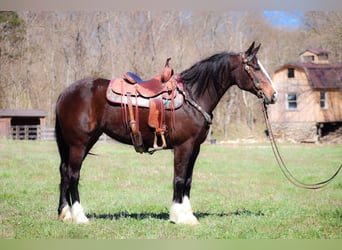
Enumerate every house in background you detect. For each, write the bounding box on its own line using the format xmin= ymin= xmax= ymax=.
xmin=269 ymin=48 xmax=342 ymax=142
xmin=0 ymin=109 xmax=46 ymax=140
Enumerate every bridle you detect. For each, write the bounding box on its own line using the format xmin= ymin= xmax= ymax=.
xmin=240 ymin=53 xmax=264 ymax=99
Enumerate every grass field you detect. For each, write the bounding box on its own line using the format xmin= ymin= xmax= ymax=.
xmin=0 ymin=139 xmax=341 ymax=239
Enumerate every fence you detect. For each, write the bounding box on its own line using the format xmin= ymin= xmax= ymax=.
xmin=10 ymin=125 xmax=111 ymax=142
xmin=40 ymin=125 xmax=55 ymax=141
xmin=11 ymin=125 xmax=42 ymax=140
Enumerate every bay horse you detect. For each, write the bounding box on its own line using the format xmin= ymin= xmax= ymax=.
xmin=55 ymin=42 xmax=278 ymax=225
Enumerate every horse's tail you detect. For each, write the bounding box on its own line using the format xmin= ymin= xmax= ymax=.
xmin=55 ymin=105 xmax=69 ymax=164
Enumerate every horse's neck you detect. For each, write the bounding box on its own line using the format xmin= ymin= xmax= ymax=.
xmin=194 ymin=81 xmax=234 ymax=115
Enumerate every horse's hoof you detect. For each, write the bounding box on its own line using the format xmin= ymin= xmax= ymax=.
xmin=71 ymin=202 xmax=89 ymax=224
xmin=170 ymin=211 xmax=199 ymax=225
xmin=184 ymin=213 xmax=199 ymax=225
xmin=169 ymin=197 xmax=199 ymax=225
xmin=59 ymin=205 xmax=72 ymax=222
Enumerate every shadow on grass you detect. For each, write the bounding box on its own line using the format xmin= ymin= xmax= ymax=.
xmin=87 ymin=208 xmax=264 ymax=221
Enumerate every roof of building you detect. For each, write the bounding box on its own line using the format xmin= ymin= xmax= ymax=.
xmin=299 ymin=48 xmax=330 ymax=55
xmin=0 ymin=109 xmax=46 ymax=118
xmin=275 ymin=62 xmax=342 ymax=89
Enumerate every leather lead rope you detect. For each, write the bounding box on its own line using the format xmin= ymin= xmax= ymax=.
xmin=262 ymin=101 xmax=342 ymax=189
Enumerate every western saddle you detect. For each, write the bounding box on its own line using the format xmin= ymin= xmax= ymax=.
xmin=108 ymin=58 xmax=180 ymax=153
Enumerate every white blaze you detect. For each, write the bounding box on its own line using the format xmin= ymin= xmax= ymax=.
xmin=258 ymin=59 xmax=278 ymax=94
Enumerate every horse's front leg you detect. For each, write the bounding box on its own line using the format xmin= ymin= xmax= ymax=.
xmin=170 ymin=142 xmax=200 ymax=225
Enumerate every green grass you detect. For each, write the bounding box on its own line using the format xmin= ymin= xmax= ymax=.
xmin=0 ymin=139 xmax=341 ymax=239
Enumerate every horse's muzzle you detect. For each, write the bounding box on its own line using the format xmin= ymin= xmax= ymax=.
xmin=262 ymin=91 xmax=278 ymax=104
xmin=270 ymin=91 xmax=278 ymax=104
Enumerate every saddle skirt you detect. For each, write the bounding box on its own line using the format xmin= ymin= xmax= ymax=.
xmin=106 ymin=76 xmax=184 ymax=109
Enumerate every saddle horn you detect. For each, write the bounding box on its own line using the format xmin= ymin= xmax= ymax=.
xmin=161 ymin=57 xmax=173 ymax=83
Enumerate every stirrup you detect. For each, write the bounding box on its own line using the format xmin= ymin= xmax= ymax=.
xmin=153 ymin=131 xmax=167 ymax=150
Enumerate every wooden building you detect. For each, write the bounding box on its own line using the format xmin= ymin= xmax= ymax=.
xmin=0 ymin=109 xmax=46 ymax=140
xmin=269 ymin=48 xmax=342 ymax=142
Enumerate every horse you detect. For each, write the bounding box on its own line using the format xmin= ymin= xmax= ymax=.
xmin=55 ymin=42 xmax=278 ymax=225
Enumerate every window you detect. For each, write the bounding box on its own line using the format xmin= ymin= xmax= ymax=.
xmin=318 ymin=54 xmax=328 ymax=61
xmin=288 ymin=68 xmax=295 ymax=78
xmin=320 ymin=91 xmax=328 ymax=109
xmin=303 ymin=55 xmax=314 ymax=62
xmin=286 ymin=93 xmax=298 ymax=110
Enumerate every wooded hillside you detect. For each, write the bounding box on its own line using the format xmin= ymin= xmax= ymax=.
xmin=1 ymin=11 xmax=341 ymax=139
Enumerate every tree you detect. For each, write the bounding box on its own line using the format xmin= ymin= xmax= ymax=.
xmin=0 ymin=11 xmax=26 ymax=108
xmin=303 ymin=11 xmax=342 ymax=62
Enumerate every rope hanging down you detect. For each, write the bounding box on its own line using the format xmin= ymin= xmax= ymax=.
xmin=261 ymin=102 xmax=342 ymax=189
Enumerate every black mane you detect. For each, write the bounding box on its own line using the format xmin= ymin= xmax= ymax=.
xmin=180 ymin=52 xmax=235 ymax=97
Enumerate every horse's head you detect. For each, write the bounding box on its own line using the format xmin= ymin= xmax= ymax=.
xmin=235 ymin=42 xmax=278 ymax=104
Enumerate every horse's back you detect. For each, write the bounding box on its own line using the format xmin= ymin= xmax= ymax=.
xmin=57 ymin=77 xmax=106 ymax=104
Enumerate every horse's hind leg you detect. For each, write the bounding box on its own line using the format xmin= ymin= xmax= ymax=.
xmin=69 ymin=145 xmax=89 ymax=224
xmin=59 ymin=145 xmax=89 ymax=224
xmin=58 ymin=161 xmax=72 ymax=222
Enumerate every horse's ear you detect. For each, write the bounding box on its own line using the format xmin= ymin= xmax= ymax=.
xmin=245 ymin=41 xmax=255 ymax=56
xmin=251 ymin=43 xmax=261 ymax=57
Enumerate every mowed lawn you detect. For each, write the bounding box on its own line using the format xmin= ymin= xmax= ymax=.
xmin=0 ymin=139 xmax=341 ymax=239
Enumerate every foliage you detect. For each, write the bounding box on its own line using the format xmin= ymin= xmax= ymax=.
xmin=0 ymin=140 xmax=341 ymax=239
xmin=0 ymin=11 xmax=26 ymax=109
xmin=303 ymin=11 xmax=342 ymax=62
xmin=0 ymin=11 xmax=25 ymax=41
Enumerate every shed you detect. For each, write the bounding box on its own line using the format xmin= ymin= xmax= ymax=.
xmin=268 ymin=48 xmax=342 ymax=142
xmin=0 ymin=109 xmax=46 ymax=140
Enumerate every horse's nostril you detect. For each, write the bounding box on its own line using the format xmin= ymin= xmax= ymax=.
xmin=271 ymin=92 xmax=278 ymax=103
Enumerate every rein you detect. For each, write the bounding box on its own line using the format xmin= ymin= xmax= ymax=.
xmin=261 ymin=101 xmax=342 ymax=189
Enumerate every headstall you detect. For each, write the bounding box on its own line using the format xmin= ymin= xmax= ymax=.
xmin=240 ymin=53 xmax=264 ymax=98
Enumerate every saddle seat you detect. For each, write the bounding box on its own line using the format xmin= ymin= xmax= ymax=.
xmin=124 ymin=72 xmax=143 ymax=83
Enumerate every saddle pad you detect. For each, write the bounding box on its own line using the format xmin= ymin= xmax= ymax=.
xmin=106 ymin=79 xmax=184 ymax=110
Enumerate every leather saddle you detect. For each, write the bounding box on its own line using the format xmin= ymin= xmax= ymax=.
xmin=106 ymin=58 xmax=184 ymax=153
xmin=111 ymin=57 xmax=175 ymax=98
